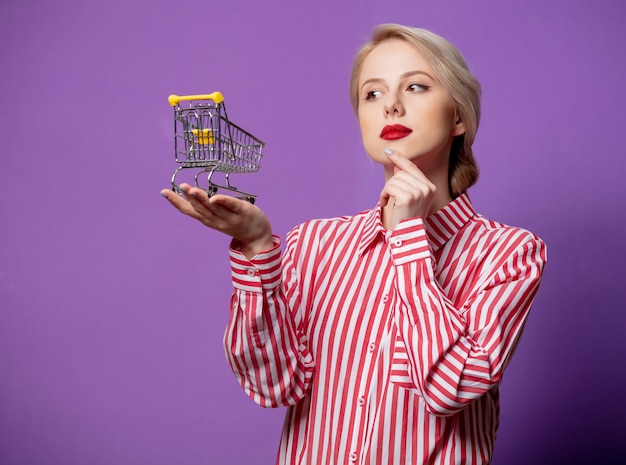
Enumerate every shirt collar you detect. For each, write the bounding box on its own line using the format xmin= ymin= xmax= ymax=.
xmin=424 ymin=192 xmax=476 ymax=251
xmin=357 ymin=192 xmax=476 ymax=256
xmin=356 ymin=204 xmax=386 ymax=257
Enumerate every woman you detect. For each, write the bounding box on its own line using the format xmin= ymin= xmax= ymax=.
xmin=161 ymin=24 xmax=546 ymax=465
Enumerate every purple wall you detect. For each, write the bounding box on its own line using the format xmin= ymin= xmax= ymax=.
xmin=1 ymin=0 xmax=625 ymax=463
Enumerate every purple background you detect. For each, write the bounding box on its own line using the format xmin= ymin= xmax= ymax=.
xmin=1 ymin=0 xmax=625 ymax=464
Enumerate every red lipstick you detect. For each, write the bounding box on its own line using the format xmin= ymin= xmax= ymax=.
xmin=380 ymin=124 xmax=412 ymax=140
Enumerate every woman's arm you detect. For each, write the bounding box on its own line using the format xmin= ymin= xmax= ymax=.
xmin=161 ymin=185 xmax=315 ymax=407
xmin=224 ymin=230 xmax=315 ymax=408
xmin=390 ymin=218 xmax=546 ymax=416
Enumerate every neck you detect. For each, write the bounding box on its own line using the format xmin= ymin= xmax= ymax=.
xmin=426 ymin=169 xmax=453 ymax=215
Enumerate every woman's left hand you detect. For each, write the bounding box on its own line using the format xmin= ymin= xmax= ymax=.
xmin=379 ymin=149 xmax=437 ymax=230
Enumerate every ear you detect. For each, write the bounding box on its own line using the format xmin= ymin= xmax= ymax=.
xmin=452 ymin=112 xmax=466 ymax=137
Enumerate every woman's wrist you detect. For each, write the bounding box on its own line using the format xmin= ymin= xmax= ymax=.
xmin=236 ymin=233 xmax=275 ymax=259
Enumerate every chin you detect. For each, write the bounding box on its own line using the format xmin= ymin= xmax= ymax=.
xmin=364 ymin=148 xmax=389 ymax=165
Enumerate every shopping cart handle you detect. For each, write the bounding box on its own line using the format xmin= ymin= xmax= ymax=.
xmin=168 ymin=92 xmax=224 ymax=106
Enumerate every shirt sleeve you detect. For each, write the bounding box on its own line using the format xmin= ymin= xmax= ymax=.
xmin=389 ymin=217 xmax=547 ymax=416
xmin=223 ymin=231 xmax=315 ymax=408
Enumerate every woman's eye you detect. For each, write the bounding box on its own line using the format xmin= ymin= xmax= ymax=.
xmin=408 ymin=83 xmax=429 ymax=92
xmin=364 ymin=90 xmax=382 ymax=101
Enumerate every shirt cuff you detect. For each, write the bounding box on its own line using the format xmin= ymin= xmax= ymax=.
xmin=389 ymin=218 xmax=432 ymax=265
xmin=229 ymin=235 xmax=282 ymax=292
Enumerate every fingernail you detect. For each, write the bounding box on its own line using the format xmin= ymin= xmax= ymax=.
xmin=384 ymin=149 xmax=393 ymax=156
xmin=161 ymin=191 xmax=168 ymax=199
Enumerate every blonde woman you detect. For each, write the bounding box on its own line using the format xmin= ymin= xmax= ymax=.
xmin=162 ymin=23 xmax=546 ymax=465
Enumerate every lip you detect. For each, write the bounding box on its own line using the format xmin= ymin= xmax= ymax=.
xmin=380 ymin=124 xmax=412 ymax=140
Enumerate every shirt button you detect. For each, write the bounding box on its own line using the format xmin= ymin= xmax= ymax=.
xmin=394 ymin=239 xmax=402 ymax=247
xmin=246 ymin=268 xmax=257 ymax=277
xmin=357 ymin=396 xmax=365 ymax=406
xmin=382 ymin=294 xmax=389 ymax=303
xmin=350 ymin=452 xmax=358 ymax=462
xmin=368 ymin=342 xmax=376 ymax=353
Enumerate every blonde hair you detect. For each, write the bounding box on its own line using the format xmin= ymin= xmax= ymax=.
xmin=350 ymin=24 xmax=482 ymax=197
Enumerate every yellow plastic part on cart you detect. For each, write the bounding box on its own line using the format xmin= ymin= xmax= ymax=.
xmin=167 ymin=92 xmax=224 ymax=107
xmin=191 ymin=128 xmax=215 ymax=145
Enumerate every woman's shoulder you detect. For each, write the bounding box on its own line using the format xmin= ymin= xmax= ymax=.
xmin=469 ymin=213 xmax=546 ymax=253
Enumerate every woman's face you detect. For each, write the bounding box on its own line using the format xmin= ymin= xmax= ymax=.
xmin=357 ymin=39 xmax=464 ymax=176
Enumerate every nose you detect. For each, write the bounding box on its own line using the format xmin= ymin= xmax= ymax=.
xmin=384 ymin=92 xmax=405 ymax=116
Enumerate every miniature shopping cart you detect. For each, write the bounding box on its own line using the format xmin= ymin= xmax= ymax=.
xmin=167 ymin=92 xmax=265 ymax=203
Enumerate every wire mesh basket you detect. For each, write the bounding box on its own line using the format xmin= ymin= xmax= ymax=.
xmin=168 ymin=92 xmax=265 ymax=203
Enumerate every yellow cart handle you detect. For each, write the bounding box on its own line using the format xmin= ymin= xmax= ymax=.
xmin=168 ymin=92 xmax=224 ymax=106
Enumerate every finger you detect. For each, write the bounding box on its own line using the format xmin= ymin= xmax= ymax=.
xmin=379 ymin=174 xmax=434 ymax=214
xmin=380 ymin=176 xmax=409 ymax=204
xmin=180 ymin=186 xmax=239 ymax=222
xmin=384 ymin=149 xmax=432 ymax=184
xmin=163 ymin=189 xmax=240 ymax=234
xmin=381 ymin=181 xmax=423 ymax=207
xmin=388 ymin=188 xmax=430 ymax=211
xmin=179 ymin=185 xmax=220 ymax=217
xmin=390 ymin=170 xmax=436 ymax=194
xmin=380 ymin=181 xmax=416 ymax=206
xmin=160 ymin=188 xmax=205 ymax=221
xmin=379 ymin=189 xmax=390 ymax=207
xmin=179 ymin=183 xmax=246 ymax=214
xmin=384 ymin=170 xmax=430 ymax=194
xmin=208 ymin=193 xmax=251 ymax=214
xmin=388 ymin=163 xmax=436 ymax=196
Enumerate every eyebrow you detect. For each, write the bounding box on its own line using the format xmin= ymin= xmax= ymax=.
xmin=360 ymin=70 xmax=435 ymax=90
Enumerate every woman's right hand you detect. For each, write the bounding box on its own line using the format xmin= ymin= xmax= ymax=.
xmin=161 ymin=183 xmax=274 ymax=259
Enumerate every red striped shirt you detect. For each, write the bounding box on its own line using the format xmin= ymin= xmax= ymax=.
xmin=224 ymin=193 xmax=546 ymax=465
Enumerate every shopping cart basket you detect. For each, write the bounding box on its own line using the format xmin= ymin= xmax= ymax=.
xmin=167 ymin=92 xmax=265 ymax=203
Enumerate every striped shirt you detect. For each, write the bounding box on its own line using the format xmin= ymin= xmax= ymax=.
xmin=224 ymin=193 xmax=546 ymax=465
